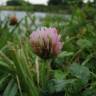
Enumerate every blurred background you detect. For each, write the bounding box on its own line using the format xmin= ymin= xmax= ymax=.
xmin=0 ymin=0 xmax=95 ymax=19
xmin=0 ymin=0 xmax=95 ymax=26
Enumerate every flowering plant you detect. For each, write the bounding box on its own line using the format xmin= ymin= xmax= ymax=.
xmin=30 ymin=28 xmax=62 ymax=59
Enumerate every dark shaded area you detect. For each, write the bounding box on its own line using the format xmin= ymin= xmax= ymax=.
xmin=48 ymin=0 xmax=96 ymax=8
xmin=49 ymin=92 xmax=65 ymax=96
xmin=7 ymin=0 xmax=31 ymax=6
xmin=48 ymin=0 xmax=83 ymax=7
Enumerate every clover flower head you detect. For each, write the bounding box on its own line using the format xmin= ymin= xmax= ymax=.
xmin=30 ymin=28 xmax=62 ymax=59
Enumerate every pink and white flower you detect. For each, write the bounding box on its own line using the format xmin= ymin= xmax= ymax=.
xmin=30 ymin=28 xmax=62 ymax=59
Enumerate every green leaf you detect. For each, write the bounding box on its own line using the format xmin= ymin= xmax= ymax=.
xmin=69 ymin=63 xmax=90 ymax=83
xmin=3 ymin=79 xmax=17 ymax=96
xmin=48 ymin=79 xmax=77 ymax=93
xmin=54 ymin=79 xmax=76 ymax=92
xmin=0 ymin=75 xmax=9 ymax=86
xmin=77 ymin=39 xmax=93 ymax=48
xmin=54 ymin=70 xmax=65 ymax=80
xmin=58 ymin=51 xmax=74 ymax=58
xmin=0 ymin=61 xmax=13 ymax=73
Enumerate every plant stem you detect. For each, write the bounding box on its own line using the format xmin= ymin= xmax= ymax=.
xmin=35 ymin=56 xmax=40 ymax=85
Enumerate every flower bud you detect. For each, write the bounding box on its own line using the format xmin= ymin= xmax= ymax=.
xmin=10 ymin=16 xmax=18 ymax=26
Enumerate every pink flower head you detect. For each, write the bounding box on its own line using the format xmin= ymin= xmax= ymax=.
xmin=30 ymin=28 xmax=62 ymax=59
